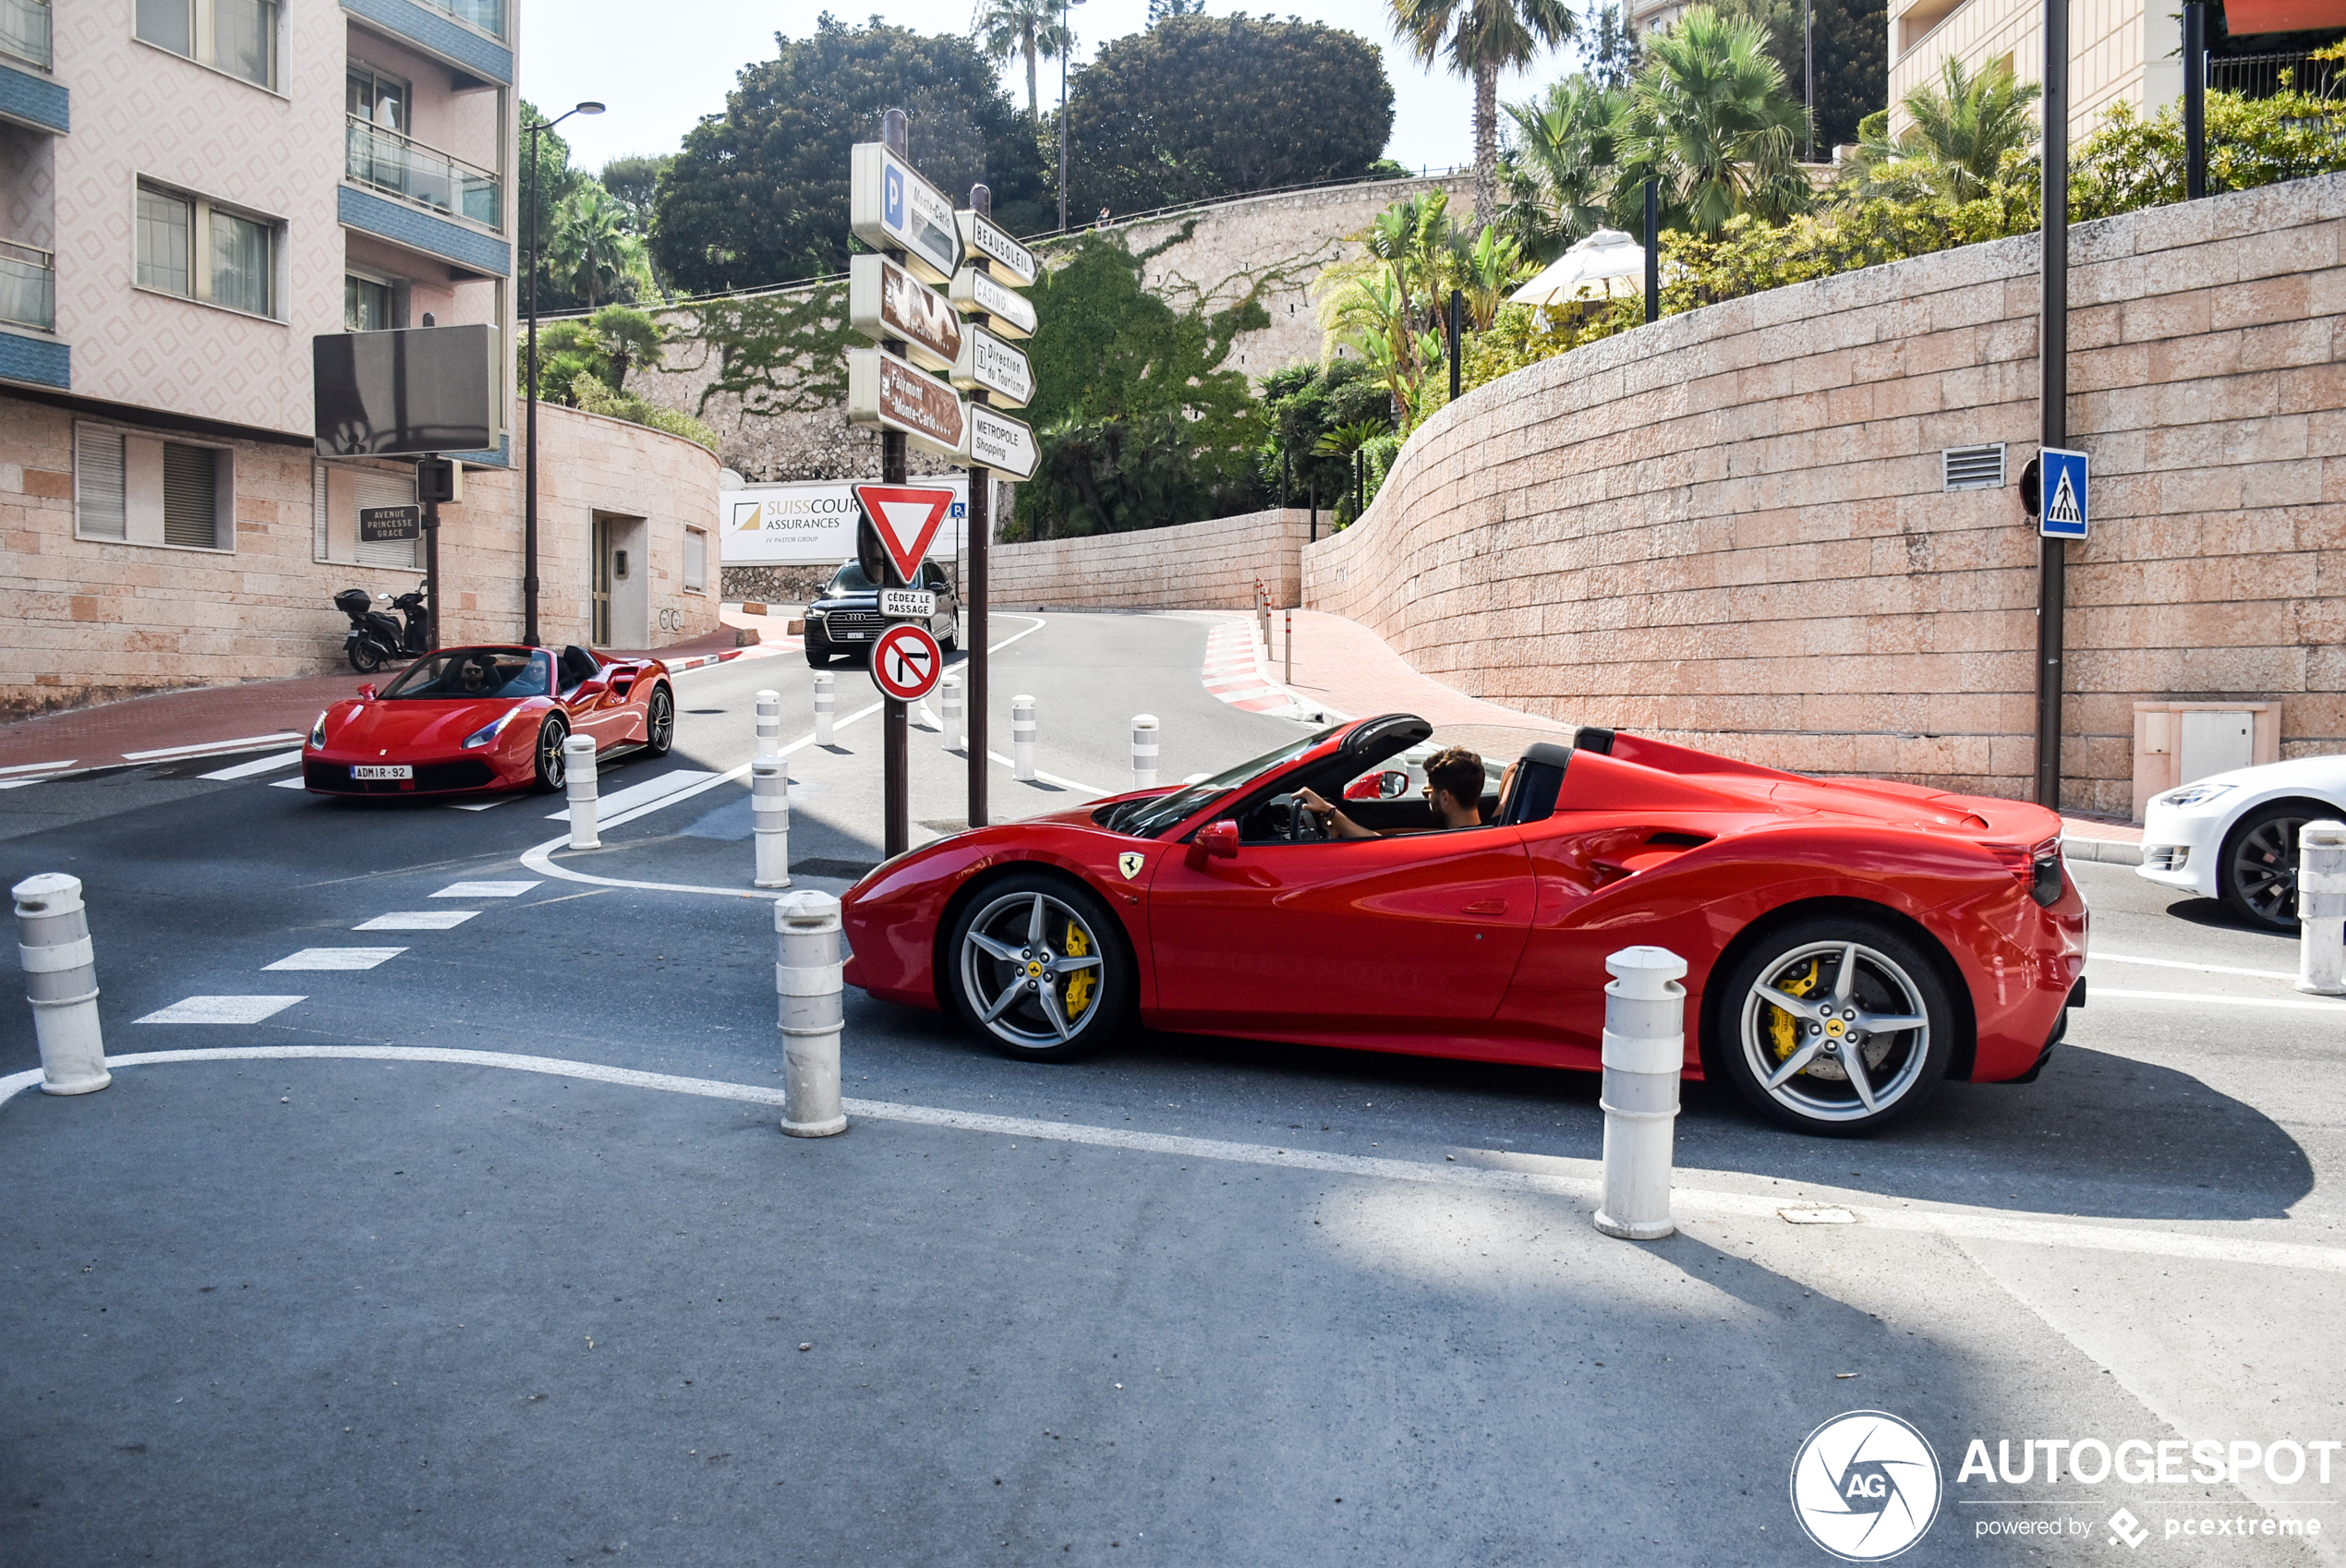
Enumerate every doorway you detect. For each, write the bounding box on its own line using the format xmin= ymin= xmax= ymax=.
xmin=592 ymin=512 xmax=647 ymax=648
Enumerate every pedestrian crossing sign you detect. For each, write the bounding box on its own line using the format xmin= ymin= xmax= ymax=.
xmin=2039 ymin=448 xmax=2088 ymax=539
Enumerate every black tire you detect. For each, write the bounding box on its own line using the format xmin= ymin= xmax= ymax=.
xmin=530 ymin=715 xmax=569 ymax=794
xmin=348 ymin=640 xmax=386 ymax=675
xmin=644 ymin=683 xmax=674 ymax=757
xmin=944 ymin=871 xmax=1134 ymax=1063
xmin=1709 ymin=914 xmax=1956 ymax=1136
xmin=2219 ymin=802 xmax=2320 ymax=932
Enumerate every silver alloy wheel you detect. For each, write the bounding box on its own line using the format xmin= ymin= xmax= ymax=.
xmin=647 ymin=685 xmax=674 ymax=752
xmin=959 ymin=889 xmax=1107 ymax=1050
xmin=1736 ymin=940 xmax=1932 ymax=1125
xmin=538 ymin=719 xmax=567 ymax=790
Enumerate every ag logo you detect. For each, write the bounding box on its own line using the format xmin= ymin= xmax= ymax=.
xmin=1118 ymin=852 xmax=1145 ymax=881
xmin=1789 ymin=1411 xmax=1942 ymax=1562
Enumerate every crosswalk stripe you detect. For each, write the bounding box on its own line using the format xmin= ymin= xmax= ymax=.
xmin=546 ymin=768 xmax=717 ymax=823
xmin=431 ymin=881 xmax=540 ymax=898
xmin=134 ymin=995 xmax=304 ymax=1024
xmin=122 ymin=730 xmax=305 ymax=762
xmin=354 ymin=911 xmax=479 ymax=931
xmin=264 ymin=947 xmax=406 ymax=971
xmin=200 ymin=748 xmax=306 ymax=781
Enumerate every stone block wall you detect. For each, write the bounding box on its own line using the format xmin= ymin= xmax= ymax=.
xmin=0 ymin=402 xmax=720 ymax=719
xmin=1303 ymin=173 xmax=2346 ymax=818
xmin=990 ymin=510 xmax=1310 ymax=612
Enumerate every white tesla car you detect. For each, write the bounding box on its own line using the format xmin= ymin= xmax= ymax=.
xmin=2138 ymin=755 xmax=2346 ymax=931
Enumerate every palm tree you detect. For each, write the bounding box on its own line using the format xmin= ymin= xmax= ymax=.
xmin=1389 ymin=0 xmax=1578 ymax=234
xmin=1857 ymin=57 xmax=2042 ymax=204
xmin=1502 ymin=75 xmax=1625 ymax=258
xmin=973 ymin=0 xmax=1072 ymax=121
xmin=548 ymin=186 xmax=642 ymax=310
xmin=1614 ymin=6 xmax=1811 ymax=235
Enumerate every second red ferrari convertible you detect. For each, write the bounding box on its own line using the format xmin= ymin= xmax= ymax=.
xmin=302 ymin=644 xmax=673 ymax=798
xmin=841 ymin=715 xmax=2090 ymax=1135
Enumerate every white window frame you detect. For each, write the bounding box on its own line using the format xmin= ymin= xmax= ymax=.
xmin=683 ymin=526 xmax=708 ymax=595
xmin=132 ymin=176 xmax=286 ymax=323
xmin=343 ymin=268 xmax=405 ymax=332
xmin=132 ymin=0 xmax=285 ymax=96
xmin=71 ymin=419 xmax=236 ymax=554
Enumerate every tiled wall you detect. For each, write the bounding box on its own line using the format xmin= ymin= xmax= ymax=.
xmin=1303 ymin=174 xmax=2346 ymax=817
xmin=990 ymin=509 xmax=1310 ymax=613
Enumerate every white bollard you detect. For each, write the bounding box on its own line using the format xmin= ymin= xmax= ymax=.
xmin=1593 ymin=945 xmax=1688 ymax=1241
xmin=563 ymin=735 xmax=600 ymax=850
xmin=1131 ymin=713 xmax=1160 ymax=789
xmin=2298 ymin=820 xmax=2346 ymax=996
xmin=941 ymin=674 xmax=963 ymax=752
xmin=13 ymin=874 xmax=109 ymax=1096
xmin=813 ymin=671 xmax=835 ymax=746
xmin=1011 ymin=694 xmax=1036 ymax=781
xmin=755 ymin=688 xmax=781 ymax=758
xmin=775 ymin=890 xmax=847 ymax=1137
xmin=1283 ymin=609 xmax=1294 ymax=686
xmin=752 ymin=757 xmax=792 ymax=889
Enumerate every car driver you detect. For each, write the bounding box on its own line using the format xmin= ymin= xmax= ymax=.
xmin=1299 ymin=747 xmax=1490 ymax=839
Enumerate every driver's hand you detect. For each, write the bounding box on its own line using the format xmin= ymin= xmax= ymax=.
xmin=1297 ymin=788 xmax=1336 ymax=816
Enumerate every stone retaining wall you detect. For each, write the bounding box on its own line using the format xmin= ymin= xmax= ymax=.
xmin=1302 ymin=173 xmax=2346 ymax=817
xmin=990 ymin=510 xmax=1310 ymax=611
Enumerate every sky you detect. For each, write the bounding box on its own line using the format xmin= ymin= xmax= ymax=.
xmin=522 ymin=0 xmax=1581 ymax=183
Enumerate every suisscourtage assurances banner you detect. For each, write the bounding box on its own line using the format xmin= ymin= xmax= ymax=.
xmin=721 ymin=477 xmax=968 ymax=566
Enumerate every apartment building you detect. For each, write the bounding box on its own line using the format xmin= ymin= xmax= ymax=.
xmin=0 ymin=0 xmax=716 ymax=718
xmin=1886 ymin=0 xmax=2181 ymax=138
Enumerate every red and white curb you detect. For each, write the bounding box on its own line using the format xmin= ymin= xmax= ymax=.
xmin=664 ymin=641 xmax=792 ymax=673
xmin=1201 ymin=618 xmax=1336 ymax=720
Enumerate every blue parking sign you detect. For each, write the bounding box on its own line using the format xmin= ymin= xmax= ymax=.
xmin=883 ymin=164 xmax=905 ymax=234
xmin=2039 ymin=448 xmax=2087 ymax=539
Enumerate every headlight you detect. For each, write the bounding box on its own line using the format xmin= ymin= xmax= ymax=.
xmin=308 ymin=710 xmax=328 ymax=748
xmin=462 ymin=709 xmax=521 ymax=749
xmin=804 ymin=606 xmax=827 ymax=619
xmin=2156 ymin=782 xmax=2235 ymax=809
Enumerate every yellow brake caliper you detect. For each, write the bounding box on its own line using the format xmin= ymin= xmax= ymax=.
xmin=1061 ymin=921 xmax=1094 ymax=1017
xmin=1770 ymin=959 xmax=1821 ymax=1061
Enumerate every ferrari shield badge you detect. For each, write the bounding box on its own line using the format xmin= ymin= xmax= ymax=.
xmin=1118 ymin=851 xmax=1145 ymax=881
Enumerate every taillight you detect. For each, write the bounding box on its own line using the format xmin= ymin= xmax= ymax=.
xmin=1988 ymin=838 xmax=2066 ymax=907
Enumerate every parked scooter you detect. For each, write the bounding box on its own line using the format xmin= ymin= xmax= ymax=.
xmin=333 ymin=580 xmax=429 ymax=673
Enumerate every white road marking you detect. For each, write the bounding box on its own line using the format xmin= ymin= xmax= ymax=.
xmin=2093 ymin=986 xmax=2345 ymax=1013
xmin=432 ymin=881 xmax=540 ymax=898
xmin=200 ymin=748 xmax=305 ymax=781
xmin=354 ymin=911 xmax=479 ymax=931
xmin=122 ymin=731 xmax=304 ymax=762
xmin=132 ymin=996 xmax=305 ymax=1024
xmin=0 ymin=775 xmax=69 ymax=790
xmin=444 ymin=796 xmax=514 ymax=812
xmin=9 ymin=1043 xmax=2346 ymax=1277
xmin=0 ymin=758 xmax=74 ymax=776
xmin=547 ymin=769 xmax=716 ymax=822
xmin=986 ymin=751 xmax=1108 ymax=797
xmin=264 ymin=947 xmax=406 ymax=971
xmin=2091 ymin=951 xmax=2299 ymax=981
xmin=269 ymin=777 xmax=307 ymax=790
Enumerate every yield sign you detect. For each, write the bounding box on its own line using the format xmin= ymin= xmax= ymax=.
xmin=870 ymin=622 xmax=943 ymax=703
xmin=853 ymin=484 xmax=955 ymax=582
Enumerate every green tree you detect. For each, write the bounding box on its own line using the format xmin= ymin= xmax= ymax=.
xmin=1614 ymin=6 xmax=1811 ymax=234
xmin=1389 ymin=0 xmax=1578 ymax=233
xmin=599 ymin=154 xmax=671 ymax=235
xmin=1500 ymin=75 xmax=1625 ymax=257
xmin=1578 ymin=1 xmax=1639 ymax=90
xmin=548 ymin=185 xmax=650 ymax=309
xmin=1855 ymin=56 xmax=2041 ymax=204
xmin=1065 ymin=16 xmax=1395 ymax=218
xmin=971 ymin=0 xmax=1073 ymax=121
xmin=521 ymin=101 xmax=584 ymax=302
xmin=652 ymin=16 xmax=1048 ymax=295
xmin=1809 ymin=0 xmax=1886 ymax=151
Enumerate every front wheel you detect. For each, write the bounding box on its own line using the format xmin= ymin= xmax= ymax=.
xmin=945 ymin=874 xmax=1133 ymax=1062
xmin=643 ymin=683 xmax=674 ymax=757
xmin=1711 ymin=917 xmax=1954 ymax=1136
xmin=347 ymin=639 xmax=386 ymax=674
xmin=530 ymin=715 xmax=569 ymax=794
xmin=2219 ymin=802 xmax=2316 ymax=932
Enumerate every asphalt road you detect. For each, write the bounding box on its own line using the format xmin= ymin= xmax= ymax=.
xmin=2 ymin=611 xmax=2341 ymax=1566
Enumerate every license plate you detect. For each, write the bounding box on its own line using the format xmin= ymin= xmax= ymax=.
xmin=350 ymin=765 xmax=412 ymax=780
xmin=879 ymin=588 xmax=937 ymax=618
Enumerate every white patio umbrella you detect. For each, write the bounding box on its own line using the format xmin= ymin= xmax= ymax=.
xmin=1506 ymin=227 xmax=1647 ymax=307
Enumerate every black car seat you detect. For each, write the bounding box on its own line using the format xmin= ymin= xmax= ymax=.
xmin=560 ymin=645 xmax=599 ymax=692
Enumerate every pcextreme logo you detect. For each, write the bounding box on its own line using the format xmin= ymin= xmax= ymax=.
xmin=1790 ymin=1411 xmax=1945 ymax=1562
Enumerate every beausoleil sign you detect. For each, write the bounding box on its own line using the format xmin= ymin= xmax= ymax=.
xmin=955 ymin=209 xmax=1038 ymax=288
xmin=849 ymin=253 xmax=962 ymax=370
xmin=849 ymin=143 xmax=961 ymax=285
xmin=721 ymin=477 xmax=966 ymax=565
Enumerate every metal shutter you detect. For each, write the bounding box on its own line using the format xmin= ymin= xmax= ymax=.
xmin=161 ymin=442 xmax=219 ymax=549
xmin=76 ymin=428 xmax=127 ymax=539
xmin=352 ymin=468 xmax=417 ymax=569
xmin=683 ymin=528 xmax=707 ymax=592
xmin=312 ymin=461 xmax=330 ymax=561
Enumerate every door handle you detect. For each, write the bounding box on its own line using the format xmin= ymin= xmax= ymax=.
xmin=1462 ymin=899 xmax=1507 ymax=916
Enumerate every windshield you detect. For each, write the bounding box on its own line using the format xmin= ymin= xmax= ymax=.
xmin=1107 ymin=723 xmax=1348 ymax=838
xmin=378 ymin=647 xmax=551 ymax=701
xmin=825 ymin=561 xmax=877 ymax=594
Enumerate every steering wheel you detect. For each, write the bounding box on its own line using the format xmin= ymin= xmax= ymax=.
xmin=1270 ymin=793 xmax=1325 ymax=843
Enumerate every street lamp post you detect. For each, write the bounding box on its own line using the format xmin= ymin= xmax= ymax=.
xmin=523 ymin=99 xmax=604 ymax=648
xmin=1058 ymin=0 xmax=1085 ymax=232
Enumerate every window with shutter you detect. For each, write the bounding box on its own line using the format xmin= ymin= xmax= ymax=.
xmin=162 ymin=442 xmax=220 ymax=549
xmin=683 ymin=528 xmax=707 ymax=593
xmin=352 ymin=468 xmax=417 ymax=569
xmin=76 ymin=428 xmax=127 ymax=540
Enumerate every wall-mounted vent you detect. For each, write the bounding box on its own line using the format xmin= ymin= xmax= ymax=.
xmin=1943 ymin=443 xmax=2006 ymax=491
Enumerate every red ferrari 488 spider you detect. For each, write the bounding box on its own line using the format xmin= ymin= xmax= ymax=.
xmin=302 ymin=644 xmax=673 ymax=798
xmin=841 ymin=715 xmax=2089 ymax=1135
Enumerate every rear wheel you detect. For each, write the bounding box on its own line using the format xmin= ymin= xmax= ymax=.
xmin=946 ymin=873 xmax=1132 ymax=1063
xmin=1711 ymin=916 xmax=1954 ymax=1136
xmin=2219 ymin=802 xmax=2316 ymax=932
xmin=531 ymin=715 xmax=569 ymax=794
xmin=644 ymin=683 xmax=674 ymax=757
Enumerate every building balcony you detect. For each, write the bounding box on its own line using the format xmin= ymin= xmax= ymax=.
xmin=341 ymin=0 xmax=511 ymax=88
xmin=0 ymin=0 xmax=49 ymax=71
xmin=0 ymin=237 xmax=53 ymax=332
xmin=417 ymin=0 xmax=502 ymax=36
xmin=346 ymin=115 xmax=501 ymax=231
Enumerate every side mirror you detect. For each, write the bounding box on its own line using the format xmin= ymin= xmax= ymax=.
xmin=1196 ymin=820 xmax=1240 ymax=860
xmin=356 ymin=683 xmax=378 ymax=700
